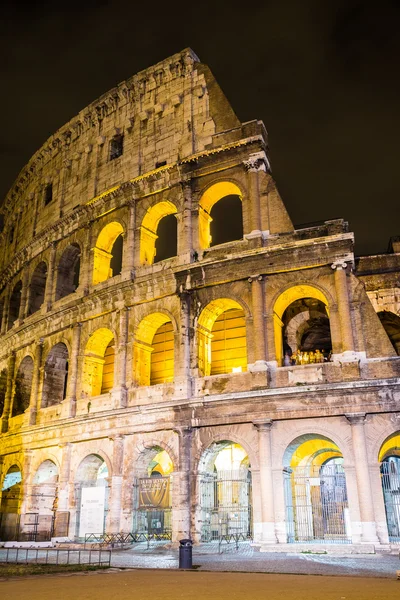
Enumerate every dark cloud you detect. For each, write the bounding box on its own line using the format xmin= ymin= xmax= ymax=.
xmin=0 ymin=0 xmax=399 ymax=255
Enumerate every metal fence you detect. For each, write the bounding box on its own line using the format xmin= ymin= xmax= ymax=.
xmin=84 ymin=531 xmax=172 ymax=548
xmin=0 ymin=548 xmax=111 ymax=566
xmin=381 ymin=459 xmax=400 ymax=544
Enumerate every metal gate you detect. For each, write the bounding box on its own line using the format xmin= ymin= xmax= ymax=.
xmin=0 ymin=513 xmax=55 ymax=542
xmin=381 ymin=457 xmax=400 ymax=543
xmin=284 ymin=463 xmax=350 ymax=543
xmin=199 ymin=469 xmax=252 ymax=542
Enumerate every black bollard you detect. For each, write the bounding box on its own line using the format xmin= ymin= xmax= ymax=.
xmin=178 ymin=538 xmax=193 ymax=569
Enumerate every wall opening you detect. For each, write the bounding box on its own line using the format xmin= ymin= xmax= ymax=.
xmin=0 ymin=368 xmax=7 ymax=417
xmin=92 ymin=222 xmax=124 ymax=285
xmin=197 ymin=441 xmax=252 ymax=541
xmin=8 ymin=281 xmax=22 ymax=329
xmin=55 ymin=244 xmax=81 ymax=301
xmin=12 ymin=356 xmax=34 ymax=417
xmin=379 ymin=433 xmax=400 ymax=543
xmin=0 ymin=465 xmax=22 ymax=541
xmin=134 ymin=313 xmax=174 ymax=386
xmin=378 ymin=311 xmax=400 ymax=356
xmin=75 ymin=454 xmax=108 ymax=538
xmin=82 ymin=329 xmax=115 ymax=396
xmin=133 ymin=446 xmax=173 ymax=535
xmin=41 ymin=343 xmax=69 ymax=408
xmin=28 ymin=460 xmax=59 ymax=540
xmin=28 ymin=261 xmax=47 ymax=315
xmin=140 ymin=201 xmax=177 ymax=265
xmin=283 ymin=434 xmax=350 ymax=544
xmin=197 ymin=299 xmax=247 ymax=376
xmin=198 ymin=182 xmax=243 ymax=250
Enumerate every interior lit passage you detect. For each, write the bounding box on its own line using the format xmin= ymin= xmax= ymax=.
xmin=134 ymin=313 xmax=174 ymax=386
xmin=0 ymin=465 xmax=22 ymax=541
xmin=283 ymin=435 xmax=350 ymax=543
xmin=28 ymin=261 xmax=47 ymax=315
xmin=29 ymin=460 xmax=59 ymax=541
xmin=92 ymin=222 xmax=124 ymax=285
xmin=0 ymin=368 xmax=6 ymax=417
xmin=378 ymin=311 xmax=400 ymax=356
xmin=74 ymin=454 xmax=108 ymax=538
xmin=41 ymin=343 xmax=69 ymax=408
xmin=82 ymin=329 xmax=115 ymax=397
xmin=379 ymin=433 xmax=400 ymax=543
xmin=198 ymin=182 xmax=243 ymax=249
xmin=12 ymin=356 xmax=34 ymax=417
xmin=133 ymin=447 xmax=173 ymax=535
xmin=197 ymin=441 xmax=252 ymax=541
xmin=55 ymin=244 xmax=81 ymax=301
xmin=140 ymin=201 xmax=177 ymax=265
xmin=8 ymin=280 xmax=22 ymax=330
xmin=197 ymin=299 xmax=247 ymax=376
xmin=273 ymin=285 xmax=332 ymax=366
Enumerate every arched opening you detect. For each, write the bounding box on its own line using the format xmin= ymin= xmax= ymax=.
xmin=28 ymin=262 xmax=47 ymax=315
xmin=140 ymin=201 xmax=178 ymax=265
xmin=197 ymin=299 xmax=247 ymax=376
xmin=283 ymin=434 xmax=350 ymax=543
xmin=198 ymin=182 xmax=243 ymax=249
xmin=197 ymin=441 xmax=252 ymax=541
xmin=0 ymin=368 xmax=7 ymax=418
xmin=92 ymin=222 xmax=124 ymax=285
xmin=41 ymin=343 xmax=69 ymax=408
xmin=134 ymin=446 xmax=173 ymax=536
xmin=82 ymin=329 xmax=115 ymax=397
xmin=0 ymin=465 xmax=22 ymax=541
xmin=12 ymin=356 xmax=34 ymax=417
xmin=154 ymin=214 xmax=178 ymax=263
xmin=55 ymin=243 xmax=81 ymax=301
xmin=379 ymin=433 xmax=400 ymax=543
xmin=273 ymin=285 xmax=332 ymax=366
xmin=75 ymin=454 xmax=109 ymax=538
xmin=8 ymin=281 xmax=22 ymax=329
xmin=29 ymin=460 xmax=59 ymax=541
xmin=133 ymin=313 xmax=174 ymax=386
xmin=378 ymin=312 xmax=400 ymax=356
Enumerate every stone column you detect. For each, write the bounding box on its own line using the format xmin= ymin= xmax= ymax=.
xmin=254 ymin=420 xmax=277 ymax=543
xmin=17 ymin=268 xmax=29 ymax=323
xmin=43 ymin=242 xmax=57 ymax=312
xmin=29 ymin=340 xmax=43 ymax=425
xmin=80 ymin=225 xmax=92 ymax=295
xmin=66 ymin=323 xmax=82 ymax=417
xmin=107 ymin=435 xmax=125 ymax=533
xmin=172 ymin=427 xmax=192 ymax=541
xmin=122 ymin=200 xmax=136 ymax=279
xmin=332 ymin=262 xmax=354 ymax=354
xmin=19 ymin=450 xmax=33 ymax=524
xmin=116 ymin=308 xmax=129 ymax=407
xmin=0 ymin=290 xmax=9 ymax=335
xmin=249 ymin=275 xmax=268 ymax=370
xmin=1 ymin=352 xmax=16 ymax=433
xmin=55 ymin=442 xmax=73 ymax=537
xmin=243 ymin=152 xmax=268 ymax=238
xmin=177 ymin=180 xmax=193 ymax=259
xmin=346 ymin=413 xmax=379 ymax=542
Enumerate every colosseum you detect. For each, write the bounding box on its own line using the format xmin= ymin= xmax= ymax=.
xmin=0 ymin=48 xmax=399 ymax=552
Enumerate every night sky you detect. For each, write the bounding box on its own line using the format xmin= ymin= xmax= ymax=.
xmin=1 ymin=0 xmax=399 ymax=256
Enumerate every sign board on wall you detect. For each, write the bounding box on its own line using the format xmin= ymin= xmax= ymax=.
xmin=79 ymin=487 xmax=106 ymax=537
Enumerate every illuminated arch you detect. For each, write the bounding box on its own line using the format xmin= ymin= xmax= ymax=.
xmin=92 ymin=221 xmax=124 ymax=285
xmin=198 ymin=181 xmax=243 ymax=249
xmin=140 ymin=201 xmax=177 ymax=265
xmin=379 ymin=432 xmax=400 ymax=462
xmin=133 ymin=312 xmax=174 ymax=386
xmin=272 ymin=284 xmax=330 ymax=366
xmin=197 ymin=298 xmax=247 ymax=376
xmin=377 ymin=311 xmax=400 ymax=355
xmin=82 ymin=328 xmax=115 ymax=396
xmin=378 ymin=432 xmax=400 ymax=541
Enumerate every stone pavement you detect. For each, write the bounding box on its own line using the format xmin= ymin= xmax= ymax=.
xmin=108 ymin=541 xmax=400 ymax=579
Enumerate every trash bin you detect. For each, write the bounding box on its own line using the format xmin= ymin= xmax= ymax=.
xmin=179 ymin=538 xmax=193 ymax=569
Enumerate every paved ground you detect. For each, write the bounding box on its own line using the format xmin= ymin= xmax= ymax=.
xmin=0 ymin=569 xmax=399 ymax=600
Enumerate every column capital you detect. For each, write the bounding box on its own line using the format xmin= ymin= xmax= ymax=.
xmin=253 ymin=419 xmax=273 ymax=431
xmin=345 ymin=412 xmax=367 ymax=425
xmin=174 ymin=426 xmax=193 ymax=437
xmin=243 ymin=151 xmax=269 ymax=173
xmin=248 ymin=274 xmax=264 ymax=283
xmin=331 ymin=261 xmax=348 ymax=271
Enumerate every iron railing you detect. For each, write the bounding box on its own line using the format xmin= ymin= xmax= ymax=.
xmin=0 ymin=548 xmax=111 ymax=566
xmin=84 ymin=531 xmax=172 ymax=548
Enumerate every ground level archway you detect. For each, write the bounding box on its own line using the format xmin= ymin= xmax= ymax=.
xmin=379 ymin=433 xmax=400 ymax=543
xmin=74 ymin=454 xmax=109 ymax=539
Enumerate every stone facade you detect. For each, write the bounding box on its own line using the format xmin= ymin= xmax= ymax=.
xmin=0 ymin=49 xmax=399 ymax=550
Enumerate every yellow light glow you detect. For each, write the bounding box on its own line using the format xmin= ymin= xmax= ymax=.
xmin=379 ymin=433 xmax=400 ymax=462
xmin=152 ymin=450 xmax=173 ymax=475
xmin=83 ymin=328 xmax=115 ymax=396
xmin=232 ymin=366 xmax=242 ymax=373
xmin=92 ymin=221 xmax=124 ymax=285
xmin=134 ymin=313 xmax=174 ymax=386
xmin=290 ymin=438 xmax=341 ymax=468
xmin=198 ymin=182 xmax=242 ymax=249
xmin=214 ymin=443 xmax=248 ymax=471
xmin=140 ymin=201 xmax=177 ymax=265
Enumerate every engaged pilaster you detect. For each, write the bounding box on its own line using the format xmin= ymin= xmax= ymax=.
xmin=253 ymin=420 xmax=277 ymax=543
xmin=29 ymin=339 xmax=43 ymax=425
xmin=331 ymin=261 xmax=355 ymax=357
xmin=1 ymin=352 xmax=16 ymax=433
xmin=248 ymin=275 xmax=268 ymax=372
xmin=107 ymin=435 xmax=125 ymax=533
xmin=172 ymin=427 xmax=193 ymax=541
